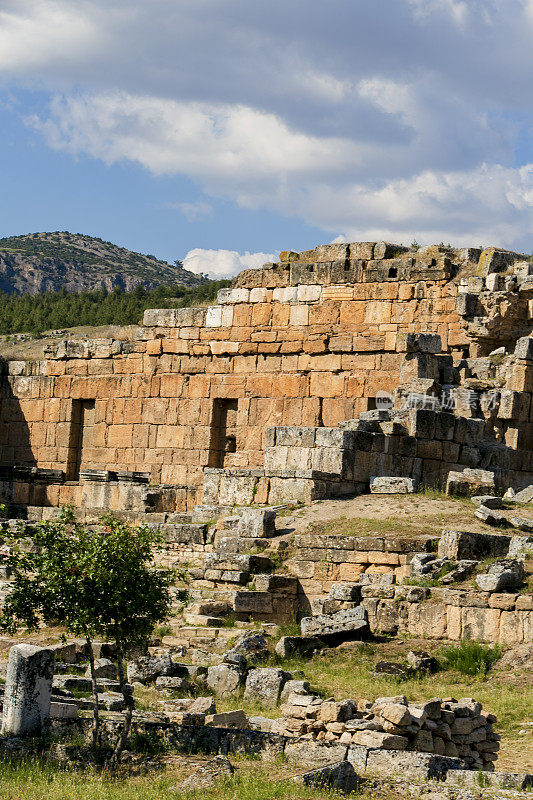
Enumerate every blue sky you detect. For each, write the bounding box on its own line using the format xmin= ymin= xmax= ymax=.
xmin=1 ymin=0 xmax=533 ymax=277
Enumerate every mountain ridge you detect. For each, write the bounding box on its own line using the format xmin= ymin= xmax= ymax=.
xmin=0 ymin=231 xmax=202 ymax=295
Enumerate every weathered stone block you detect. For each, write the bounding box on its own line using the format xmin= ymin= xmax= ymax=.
xmin=438 ymin=530 xmax=511 ymax=560
xmin=2 ymin=644 xmax=54 ymax=736
xmin=244 ymin=668 xmax=290 ymax=708
xmin=370 ymin=476 xmax=416 ymax=494
xmin=446 ymin=469 xmax=495 ymax=497
xmin=300 ymin=606 xmax=369 ymax=643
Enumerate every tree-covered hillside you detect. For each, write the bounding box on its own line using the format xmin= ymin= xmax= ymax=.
xmin=0 ymin=280 xmax=231 ymax=336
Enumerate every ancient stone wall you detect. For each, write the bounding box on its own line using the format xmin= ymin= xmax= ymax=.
xmin=0 ymin=240 xmax=532 ymax=513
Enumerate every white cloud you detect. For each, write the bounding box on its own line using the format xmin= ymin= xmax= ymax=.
xmin=0 ymin=1 xmax=105 ymax=73
xmin=3 ymin=0 xmax=533 ymax=249
xmin=183 ymin=248 xmax=278 ymax=279
xmin=174 ymin=201 xmax=212 ymax=222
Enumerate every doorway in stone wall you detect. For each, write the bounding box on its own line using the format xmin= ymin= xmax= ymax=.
xmin=66 ymin=399 xmax=96 ymax=480
xmin=209 ymin=398 xmax=238 ymax=468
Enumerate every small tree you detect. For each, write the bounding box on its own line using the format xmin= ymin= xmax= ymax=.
xmin=0 ymin=507 xmax=182 ymax=761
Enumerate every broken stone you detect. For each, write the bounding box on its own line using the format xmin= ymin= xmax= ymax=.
xmin=438 ymin=560 xmax=478 ymax=584
xmin=243 ymin=667 xmax=291 ymax=708
xmin=205 ymin=709 xmax=249 ymax=728
xmin=475 ymin=559 xmax=525 ymax=592
xmin=509 ymin=516 xmax=533 ymax=533
xmin=406 ymin=651 xmax=438 ymax=673
xmin=300 ymin=607 xmax=369 ymax=644
xmin=275 ymin=636 xmax=322 ymax=659
xmin=446 ymin=469 xmax=495 ymax=497
xmin=84 ymin=658 xmax=116 ymax=680
xmin=155 ymin=675 xmax=188 ymax=690
xmin=126 ymin=653 xmax=185 ymax=684
xmin=513 ymin=485 xmax=533 ymax=503
xmin=295 ymin=761 xmax=359 ymax=794
xmin=189 ymin=696 xmax=217 ymax=715
xmin=352 ymin=730 xmax=408 ymax=750
xmin=474 ymin=505 xmax=509 ymax=526
xmin=380 ymin=703 xmax=412 ymax=727
xmin=178 ymin=756 xmax=234 ymax=790
xmin=229 ymin=632 xmax=269 ymax=660
xmin=206 ymin=664 xmax=244 ymax=697
xmin=471 ymin=496 xmax=504 ymax=509
xmin=2 ymin=644 xmax=54 ymax=736
xmin=370 ymin=477 xmax=416 ymax=494
xmin=373 ymin=662 xmax=412 ymax=679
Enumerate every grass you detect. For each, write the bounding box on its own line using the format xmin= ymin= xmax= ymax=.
xmin=156 ymin=624 xmax=173 ymax=639
xmin=439 ymin=641 xmax=503 ymax=676
xmin=0 ymin=756 xmax=347 ymax=800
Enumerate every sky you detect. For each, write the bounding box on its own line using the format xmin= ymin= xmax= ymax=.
xmin=1 ymin=1 xmax=533 ymax=278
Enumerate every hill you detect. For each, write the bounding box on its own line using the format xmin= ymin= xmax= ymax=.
xmin=0 ymin=231 xmax=202 ymax=295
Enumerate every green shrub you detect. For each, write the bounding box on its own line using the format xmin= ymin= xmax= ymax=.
xmin=439 ymin=640 xmax=503 ymax=676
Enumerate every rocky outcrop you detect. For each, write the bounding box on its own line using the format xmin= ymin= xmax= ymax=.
xmin=0 ymin=231 xmax=201 ymax=295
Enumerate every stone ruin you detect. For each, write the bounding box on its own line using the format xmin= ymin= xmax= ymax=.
xmin=3 ymin=240 xmax=533 ymax=516
xmin=0 ymin=241 xmax=533 ymax=788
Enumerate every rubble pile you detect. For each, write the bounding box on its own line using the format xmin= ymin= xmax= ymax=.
xmin=273 ymin=692 xmax=499 ymax=771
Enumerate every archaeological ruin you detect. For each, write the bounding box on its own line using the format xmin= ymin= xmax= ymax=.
xmin=0 ymin=241 xmax=532 ymax=642
xmin=1 ymin=241 xmax=533 ymax=787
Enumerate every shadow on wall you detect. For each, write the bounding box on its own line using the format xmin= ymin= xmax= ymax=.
xmin=0 ymin=356 xmax=37 ymax=470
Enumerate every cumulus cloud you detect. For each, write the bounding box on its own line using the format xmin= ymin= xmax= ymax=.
xmin=183 ymin=248 xmax=278 ymax=279
xmin=2 ymin=0 xmax=533 ymax=248
xmin=0 ymin=1 xmax=107 ymax=74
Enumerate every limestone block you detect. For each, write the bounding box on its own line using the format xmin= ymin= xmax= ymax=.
xmin=244 ymin=668 xmax=290 ymax=707
xmin=438 ymin=530 xmax=510 ymax=560
xmin=276 ymin=427 xmax=316 ymax=447
xmin=460 ymin=607 xmax=500 ymax=642
xmin=499 ymin=390 xmax=521 ymax=420
xmin=300 ymin=606 xmax=369 ymax=642
xmin=275 ymin=636 xmax=321 ymax=659
xmin=206 ymin=665 xmax=243 ymax=697
xmin=297 ymin=285 xmax=321 ymax=302
xmin=2 ymin=644 xmax=54 ymax=736
xmin=370 ymin=477 xmax=416 ymax=494
xmin=237 ymin=508 xmax=276 ymax=539
xmin=250 ymin=288 xmax=268 ymax=303
xmin=217 ymin=288 xmax=233 ymax=304
xmin=205 ymin=306 xmax=223 ymax=327
xmin=364 ymin=749 xmax=462 ymax=780
xmin=486 ymin=273 xmax=505 ymax=291
xmin=514 ymin=337 xmax=533 ymax=360
xmin=284 ymin=740 xmax=349 ymax=770
xmin=312 ymin=447 xmax=344 ymax=475
xmin=396 ymin=333 xmax=442 ymax=353
xmin=290 ymin=305 xmax=309 ymax=326
xmin=352 ymin=730 xmax=408 ymax=750
xmin=273 ymin=287 xmax=298 ymax=303
xmin=84 ymin=658 xmax=116 ymax=680
xmin=296 ymin=761 xmax=359 ymax=794
xmin=513 ymin=485 xmax=533 ymax=503
xmin=445 ymin=468 xmax=495 ymax=497
xmin=475 ymin=560 xmax=525 ymax=593
xmin=228 ymin=289 xmax=250 ymax=303
xmin=205 ymin=710 xmax=249 ymax=728
xmin=221 ymin=305 xmax=234 ymax=326
xmin=49 ymin=702 xmax=78 ymax=720
xmin=233 ymin=591 xmax=273 ymax=615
